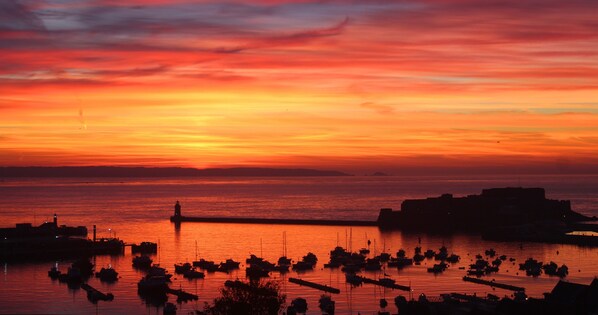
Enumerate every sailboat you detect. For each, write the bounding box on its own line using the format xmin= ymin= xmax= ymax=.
xmin=277 ymin=231 xmax=291 ymax=266
xmin=359 ymin=232 xmax=370 ymax=255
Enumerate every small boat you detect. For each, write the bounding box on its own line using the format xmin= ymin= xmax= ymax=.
xmin=557 ymin=265 xmax=569 ymax=277
xmin=341 ymin=264 xmax=361 ymax=273
xmin=246 ymin=254 xmax=264 ymax=265
xmin=379 ymin=277 xmax=396 ymax=286
xmin=95 ymin=267 xmax=118 ymax=282
xmin=183 ymin=269 xmax=205 ymax=279
xmin=137 ymin=275 xmax=169 ymax=293
xmin=345 ymin=273 xmax=363 ymax=285
xmin=193 ymin=259 xmax=218 ymax=271
xmin=163 ymin=302 xmax=177 ymax=315
xmin=396 ymin=257 xmax=414 ymax=268
xmin=364 ymin=259 xmax=381 ymax=271
xmin=48 ymin=266 xmax=61 ymax=279
xmin=292 ymin=261 xmax=314 ymax=271
xmin=278 ymin=256 xmax=292 ymax=266
xmin=246 ymin=266 xmax=269 ymax=278
xmin=324 ymin=261 xmax=342 ymax=268
xmin=485 ymin=248 xmax=496 ymax=257
xmin=132 ymin=255 xmax=153 ymax=269
xmin=359 ymin=248 xmax=370 ymax=255
xmin=302 ymin=252 xmax=318 ymax=265
xmin=147 ymin=265 xmax=172 ymax=280
xmin=378 ymin=252 xmax=391 ymax=262
xmin=380 ymin=298 xmax=388 ymax=308
xmin=132 ymin=242 xmax=157 ymax=254
xmin=424 ymin=249 xmax=435 ymax=259
xmin=174 ymin=262 xmax=192 ymax=274
xmin=291 ymin=298 xmax=308 ymax=313
xmin=221 ymin=259 xmax=240 ymax=269
xmin=446 ymin=254 xmax=460 ymax=263
xmin=272 ymin=265 xmax=290 ymax=273
xmin=319 ymin=295 xmax=335 ymax=314
xmin=427 ymin=263 xmax=447 ymax=273
xmin=217 ymin=261 xmax=239 ymax=273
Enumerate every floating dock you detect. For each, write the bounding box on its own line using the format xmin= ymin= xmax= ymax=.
xmin=360 ymin=276 xmax=411 ymax=291
xmin=463 ymin=276 xmax=525 ymax=291
xmin=81 ymin=283 xmax=114 ymax=302
xmin=166 ymin=288 xmax=199 ymax=301
xmin=289 ymin=278 xmax=341 ymax=294
xmin=171 ymin=215 xmax=377 ymax=227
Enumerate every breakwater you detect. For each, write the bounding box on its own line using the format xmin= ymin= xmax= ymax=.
xmin=170 ymin=215 xmax=377 ymax=226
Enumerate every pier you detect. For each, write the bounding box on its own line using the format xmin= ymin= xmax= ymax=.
xmin=171 ymin=215 xmax=377 ymax=227
xmin=463 ymin=276 xmax=525 ymax=291
xmin=166 ymin=287 xmax=199 ymax=302
xmin=360 ymin=276 xmax=411 ymax=291
xmin=81 ymin=283 xmax=114 ymax=302
xmin=288 ymin=278 xmax=341 ymax=294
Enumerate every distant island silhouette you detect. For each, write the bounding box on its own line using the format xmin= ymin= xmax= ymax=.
xmin=371 ymin=172 xmax=389 ymax=176
xmin=0 ymin=166 xmax=351 ymax=177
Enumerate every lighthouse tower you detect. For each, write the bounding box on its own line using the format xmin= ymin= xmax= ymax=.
xmin=174 ymin=201 xmax=181 ymax=217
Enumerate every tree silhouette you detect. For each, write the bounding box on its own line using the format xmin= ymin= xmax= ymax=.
xmin=203 ymin=279 xmax=286 ymax=315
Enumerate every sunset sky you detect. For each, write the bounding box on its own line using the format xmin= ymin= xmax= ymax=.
xmin=1 ymin=0 xmax=597 ymax=174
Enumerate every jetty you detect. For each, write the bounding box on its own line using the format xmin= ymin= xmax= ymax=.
xmin=288 ymin=278 xmax=341 ymax=294
xmin=166 ymin=287 xmax=199 ymax=302
xmin=171 ymin=215 xmax=376 ymax=226
xmin=463 ymin=276 xmax=525 ymax=291
xmin=360 ymin=276 xmax=411 ymax=291
xmin=170 ymin=200 xmax=375 ymax=226
xmin=81 ymin=283 xmax=114 ymax=302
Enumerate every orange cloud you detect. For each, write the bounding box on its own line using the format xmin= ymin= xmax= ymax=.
xmin=1 ymin=0 xmax=597 ymax=174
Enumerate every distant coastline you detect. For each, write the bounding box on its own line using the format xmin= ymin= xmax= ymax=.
xmin=0 ymin=166 xmax=351 ymax=177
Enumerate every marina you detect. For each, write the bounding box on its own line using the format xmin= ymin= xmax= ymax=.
xmin=1 ymin=176 xmax=597 ymax=314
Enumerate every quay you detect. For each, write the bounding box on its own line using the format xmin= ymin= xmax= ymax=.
xmin=463 ymin=276 xmax=525 ymax=291
xmin=360 ymin=276 xmax=411 ymax=291
xmin=288 ymin=278 xmax=341 ymax=294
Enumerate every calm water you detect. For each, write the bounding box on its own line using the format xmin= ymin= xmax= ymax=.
xmin=0 ymin=175 xmax=597 ymax=314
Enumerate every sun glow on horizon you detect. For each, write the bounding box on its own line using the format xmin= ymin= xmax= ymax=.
xmin=1 ymin=0 xmax=598 ymax=174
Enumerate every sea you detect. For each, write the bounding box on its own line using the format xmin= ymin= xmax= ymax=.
xmin=0 ymin=175 xmax=597 ymax=314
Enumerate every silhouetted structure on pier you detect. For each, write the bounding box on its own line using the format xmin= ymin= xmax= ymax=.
xmin=0 ymin=214 xmax=87 ymax=238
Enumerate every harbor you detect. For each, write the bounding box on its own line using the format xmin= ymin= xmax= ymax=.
xmin=1 ymin=177 xmax=598 ymax=314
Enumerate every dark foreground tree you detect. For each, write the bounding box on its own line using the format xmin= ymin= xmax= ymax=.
xmin=203 ymin=279 xmax=286 ymax=315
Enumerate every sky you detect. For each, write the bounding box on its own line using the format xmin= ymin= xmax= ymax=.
xmin=1 ymin=0 xmax=597 ymax=174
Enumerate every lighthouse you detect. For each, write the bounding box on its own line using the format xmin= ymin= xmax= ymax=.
xmin=174 ymin=201 xmax=181 ymax=217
